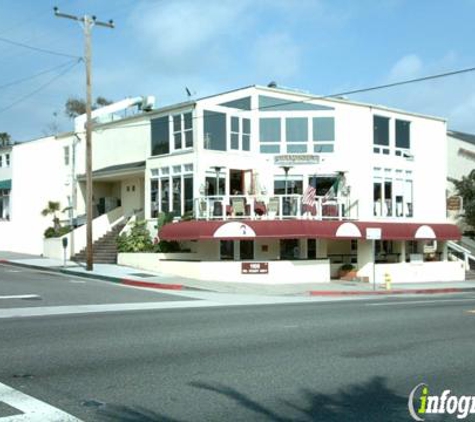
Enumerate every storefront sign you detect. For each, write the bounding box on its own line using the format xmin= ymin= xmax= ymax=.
xmin=447 ymin=196 xmax=462 ymax=211
xmin=366 ymin=228 xmax=382 ymax=240
xmin=242 ymin=262 xmax=269 ymax=274
xmin=274 ymin=154 xmax=320 ymax=166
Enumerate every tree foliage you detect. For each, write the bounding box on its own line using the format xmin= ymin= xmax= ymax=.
xmin=0 ymin=132 xmax=11 ymax=146
xmin=453 ymin=169 xmax=475 ymax=231
xmin=64 ymin=96 xmax=114 ymax=119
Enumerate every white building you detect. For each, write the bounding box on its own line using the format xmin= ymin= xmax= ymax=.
xmin=0 ymin=85 xmax=464 ymax=284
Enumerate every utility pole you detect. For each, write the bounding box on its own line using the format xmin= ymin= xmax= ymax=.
xmin=54 ymin=7 xmax=114 ymax=271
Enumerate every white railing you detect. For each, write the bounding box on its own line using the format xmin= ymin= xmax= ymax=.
xmin=448 ymin=240 xmax=475 ymax=270
xmin=193 ymin=194 xmax=355 ymax=221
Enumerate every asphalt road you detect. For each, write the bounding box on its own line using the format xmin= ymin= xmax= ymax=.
xmin=1 ymin=265 xmax=475 ymax=421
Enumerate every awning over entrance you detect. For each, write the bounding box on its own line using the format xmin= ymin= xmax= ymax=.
xmin=0 ymin=179 xmax=11 ymax=190
xmin=159 ymin=220 xmax=461 ymax=241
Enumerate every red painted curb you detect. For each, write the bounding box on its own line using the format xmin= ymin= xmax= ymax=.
xmin=309 ymin=287 xmax=470 ymax=296
xmin=121 ymin=278 xmax=183 ymax=290
xmin=0 ymin=259 xmax=9 ymax=263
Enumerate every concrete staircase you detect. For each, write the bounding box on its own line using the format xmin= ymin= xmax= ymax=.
xmin=72 ymin=223 xmax=125 ymax=264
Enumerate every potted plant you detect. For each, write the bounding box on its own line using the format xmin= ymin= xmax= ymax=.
xmin=338 ymin=263 xmax=357 ymax=280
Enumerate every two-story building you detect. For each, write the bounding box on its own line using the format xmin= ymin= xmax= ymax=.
xmin=0 ymin=85 xmax=464 ymax=285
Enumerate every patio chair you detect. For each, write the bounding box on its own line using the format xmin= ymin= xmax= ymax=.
xmin=231 ymin=197 xmax=246 ymax=217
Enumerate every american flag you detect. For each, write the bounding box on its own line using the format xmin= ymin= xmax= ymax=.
xmin=302 ymin=185 xmax=316 ymax=206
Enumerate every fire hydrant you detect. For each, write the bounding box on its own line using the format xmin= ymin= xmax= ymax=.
xmin=384 ymin=272 xmax=392 ymax=291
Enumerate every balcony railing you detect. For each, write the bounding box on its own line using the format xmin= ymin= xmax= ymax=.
xmin=194 ymin=194 xmax=358 ymax=221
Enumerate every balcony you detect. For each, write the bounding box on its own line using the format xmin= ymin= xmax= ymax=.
xmin=194 ymin=194 xmax=358 ymax=221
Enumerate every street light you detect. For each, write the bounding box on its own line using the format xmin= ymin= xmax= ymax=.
xmin=280 ymin=166 xmax=292 ymax=215
xmin=213 ymin=166 xmax=223 ymax=196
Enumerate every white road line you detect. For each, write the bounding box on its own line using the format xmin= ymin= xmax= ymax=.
xmin=0 ymin=381 xmax=82 ymax=421
xmin=0 ymin=295 xmax=40 ymax=300
xmin=366 ymin=298 xmax=475 ymax=306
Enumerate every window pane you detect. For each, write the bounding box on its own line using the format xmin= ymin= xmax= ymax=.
xmin=174 ymin=133 xmax=182 ymax=150
xmin=313 ymin=144 xmax=334 ymax=153
xmin=173 ymin=115 xmax=181 ymax=132
xmin=231 ymin=133 xmax=239 ymax=150
xmin=287 ymin=144 xmax=307 ymax=153
xmin=373 ymin=116 xmax=389 ymax=146
xmin=184 ymin=176 xmax=193 ymax=212
xmin=172 ymin=177 xmax=181 ymax=214
xmin=151 ymin=180 xmax=158 ymax=218
xmin=184 ymin=112 xmax=192 ymax=130
xmin=260 ymin=118 xmax=281 ymax=142
xmin=220 ymin=97 xmax=251 ymax=110
xmin=396 ymin=119 xmax=410 ymax=149
xmin=242 ymin=134 xmax=250 ymax=151
xmin=151 ymin=116 xmax=169 ymax=155
xmin=231 ymin=116 xmax=239 ymax=132
xmin=161 ymin=179 xmax=170 ymax=212
xmin=313 ymin=117 xmax=334 ymax=141
xmin=243 ymin=118 xmax=251 ymax=134
xmin=286 ymin=117 xmax=308 ymax=142
xmin=204 ymin=110 xmax=227 ymax=151
xmin=260 ymin=144 xmax=280 ymax=154
xmin=185 ymin=130 xmax=193 ymax=148
xmin=259 ymin=95 xmax=333 ymax=111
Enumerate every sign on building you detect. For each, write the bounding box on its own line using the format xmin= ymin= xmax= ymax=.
xmin=274 ymin=154 xmax=320 ymax=166
xmin=447 ymin=196 xmax=462 ymax=212
xmin=242 ymin=262 xmax=269 ymax=274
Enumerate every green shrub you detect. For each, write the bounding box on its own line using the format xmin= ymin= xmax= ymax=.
xmin=44 ymin=225 xmax=72 ymax=239
xmin=340 ymin=263 xmax=356 ymax=272
xmin=117 ymin=220 xmax=154 ymax=253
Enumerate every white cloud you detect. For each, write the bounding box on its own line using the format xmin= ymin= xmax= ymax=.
xmin=387 ymin=54 xmax=423 ymax=81
xmin=128 ymin=0 xmax=251 ymax=73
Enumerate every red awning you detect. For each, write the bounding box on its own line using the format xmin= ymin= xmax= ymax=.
xmin=158 ymin=220 xmax=461 ymax=241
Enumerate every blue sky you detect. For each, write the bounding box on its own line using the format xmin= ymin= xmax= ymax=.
xmin=1 ymin=0 xmax=475 ymax=142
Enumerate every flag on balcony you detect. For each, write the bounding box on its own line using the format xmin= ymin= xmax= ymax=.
xmin=302 ymin=185 xmax=316 ymax=206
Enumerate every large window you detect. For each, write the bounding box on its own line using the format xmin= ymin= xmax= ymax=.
xmin=373 ymin=115 xmax=390 ymax=154
xmin=395 ymin=119 xmax=410 ymax=150
xmin=204 ymin=110 xmax=226 ymax=151
xmin=151 ymin=116 xmax=170 ymax=156
xmin=286 ymin=117 xmax=308 ymax=153
xmin=150 ymin=165 xmax=194 ymax=217
xmin=373 ymin=168 xmax=413 ymax=218
xmin=0 ymin=189 xmax=10 ymax=220
xmin=231 ymin=116 xmax=251 ymax=151
xmin=240 ymin=240 xmax=254 ymax=260
xmin=313 ymin=117 xmax=335 ymax=153
xmin=259 ymin=117 xmax=281 ymax=154
xmin=173 ymin=112 xmax=193 ymax=150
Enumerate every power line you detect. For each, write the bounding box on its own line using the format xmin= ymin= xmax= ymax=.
xmin=0 ymin=59 xmax=81 ymax=91
xmin=0 ymin=59 xmax=81 ymax=114
xmin=0 ymin=34 xmax=80 ymax=59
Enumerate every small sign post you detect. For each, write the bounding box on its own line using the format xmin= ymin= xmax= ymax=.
xmin=366 ymin=228 xmax=382 ymax=291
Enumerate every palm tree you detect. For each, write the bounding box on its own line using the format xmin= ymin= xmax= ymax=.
xmin=41 ymin=201 xmax=61 ymax=230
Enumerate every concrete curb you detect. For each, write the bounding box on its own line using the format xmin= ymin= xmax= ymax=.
xmin=309 ymin=287 xmax=475 ymax=296
xmin=0 ymin=260 xmax=185 ymax=291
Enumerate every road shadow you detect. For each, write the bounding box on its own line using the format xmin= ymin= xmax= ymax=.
xmin=95 ymin=376 xmax=408 ymax=421
xmin=189 ymin=376 xmax=408 ymax=422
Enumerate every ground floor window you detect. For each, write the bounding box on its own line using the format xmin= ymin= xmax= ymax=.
xmin=150 ymin=164 xmax=194 ymax=218
xmin=220 ymin=240 xmax=234 ymax=260
xmin=240 ymin=240 xmax=254 ymax=260
xmin=280 ymin=239 xmax=299 ymax=260
xmin=0 ymin=189 xmax=10 ymax=220
xmin=307 ymin=239 xmax=316 ymax=259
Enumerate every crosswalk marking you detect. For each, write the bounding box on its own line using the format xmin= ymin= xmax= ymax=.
xmin=0 ymin=382 xmax=81 ymax=421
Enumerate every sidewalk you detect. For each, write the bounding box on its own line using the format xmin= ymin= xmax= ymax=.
xmin=1 ymin=251 xmax=475 ymax=296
